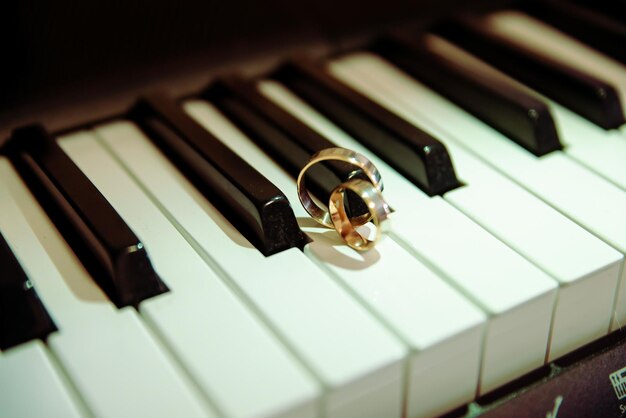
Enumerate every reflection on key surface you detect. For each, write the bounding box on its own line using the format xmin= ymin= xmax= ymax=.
xmin=3 ymin=125 xmax=168 ymax=308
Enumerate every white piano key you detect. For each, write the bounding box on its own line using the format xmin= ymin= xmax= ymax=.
xmin=260 ymin=74 xmax=622 ymax=361
xmin=0 ymin=340 xmax=86 ymax=418
xmin=256 ymin=81 xmax=558 ymax=394
xmin=92 ymin=120 xmax=408 ymax=418
xmin=58 ymin=131 xmax=321 ymax=418
xmin=445 ymin=152 xmax=622 ymax=359
xmin=425 ymin=34 xmax=626 ymax=192
xmin=549 ymin=104 xmax=626 ymax=191
xmin=51 ymin=309 xmax=218 ymax=418
xmin=0 ymin=158 xmax=216 ymax=418
xmin=332 ymin=40 xmax=625 ymax=357
xmin=614 ymin=269 xmax=626 ymax=331
xmin=483 ymin=11 xmax=626 ymax=123
xmin=184 ymin=99 xmax=488 ymax=418
xmin=330 ymin=52 xmax=626 ymax=333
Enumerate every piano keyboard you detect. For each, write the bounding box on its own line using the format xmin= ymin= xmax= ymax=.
xmin=1 ymin=3 xmax=625 ymax=417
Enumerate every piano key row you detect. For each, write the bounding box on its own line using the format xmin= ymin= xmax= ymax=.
xmin=1 ymin=4 xmax=625 ymax=418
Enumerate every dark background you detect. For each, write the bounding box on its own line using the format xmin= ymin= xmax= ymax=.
xmin=0 ymin=0 xmax=504 ymax=134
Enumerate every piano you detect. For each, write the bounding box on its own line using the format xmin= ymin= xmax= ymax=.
xmin=1 ymin=0 xmax=625 ymax=417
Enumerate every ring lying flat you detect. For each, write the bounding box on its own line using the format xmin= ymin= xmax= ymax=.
xmin=329 ymin=179 xmax=391 ymax=251
xmin=297 ymin=147 xmax=383 ymax=228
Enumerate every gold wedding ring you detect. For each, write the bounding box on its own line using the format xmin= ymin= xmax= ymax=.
xmin=297 ymin=147 xmax=384 ymax=228
xmin=297 ymin=147 xmax=392 ymax=251
xmin=329 ymin=179 xmax=391 ymax=251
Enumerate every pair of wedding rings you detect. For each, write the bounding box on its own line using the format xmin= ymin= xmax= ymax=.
xmin=297 ymin=148 xmax=392 ymax=251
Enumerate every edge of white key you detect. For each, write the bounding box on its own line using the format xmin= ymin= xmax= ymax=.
xmin=184 ymin=99 xmax=488 ymax=417
xmin=478 ymin=10 xmax=626 ymax=335
xmin=329 ymin=48 xmax=624 ymax=359
xmin=484 ymin=10 xmax=626 ymax=116
xmin=0 ymin=158 xmax=216 ymax=418
xmin=92 ymin=120 xmax=408 ymax=418
xmin=328 ymin=51 xmax=626 ymax=335
xmin=425 ymin=33 xmax=626 ymax=193
xmin=0 ymin=340 xmax=87 ymax=418
xmin=254 ymin=81 xmax=559 ymax=394
xmin=59 ymin=131 xmax=322 ymax=418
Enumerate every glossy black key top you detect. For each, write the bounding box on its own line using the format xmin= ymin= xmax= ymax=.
xmin=272 ymin=58 xmax=461 ymax=196
xmin=523 ymin=0 xmax=626 ymax=64
xmin=129 ymin=92 xmax=308 ymax=256
xmin=370 ymin=34 xmax=563 ymax=156
xmin=3 ymin=125 xmax=167 ymax=308
xmin=202 ymin=75 xmax=370 ymax=215
xmin=435 ymin=16 xmax=626 ymax=129
xmin=0 ymin=232 xmax=57 ymax=350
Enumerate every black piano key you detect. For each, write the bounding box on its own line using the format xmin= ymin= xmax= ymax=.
xmin=3 ymin=125 xmax=168 ymax=308
xmin=0 ymin=232 xmax=57 ymax=350
xmin=435 ymin=16 xmax=626 ymax=130
xmin=370 ymin=34 xmax=563 ymax=156
xmin=202 ymin=76 xmax=370 ymax=216
xmin=523 ymin=0 xmax=626 ymax=64
xmin=129 ymin=92 xmax=308 ymax=256
xmin=272 ymin=59 xmax=461 ymax=196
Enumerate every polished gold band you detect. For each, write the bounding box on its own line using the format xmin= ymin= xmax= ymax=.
xmin=329 ymin=179 xmax=391 ymax=251
xmin=296 ymin=147 xmax=383 ymax=228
